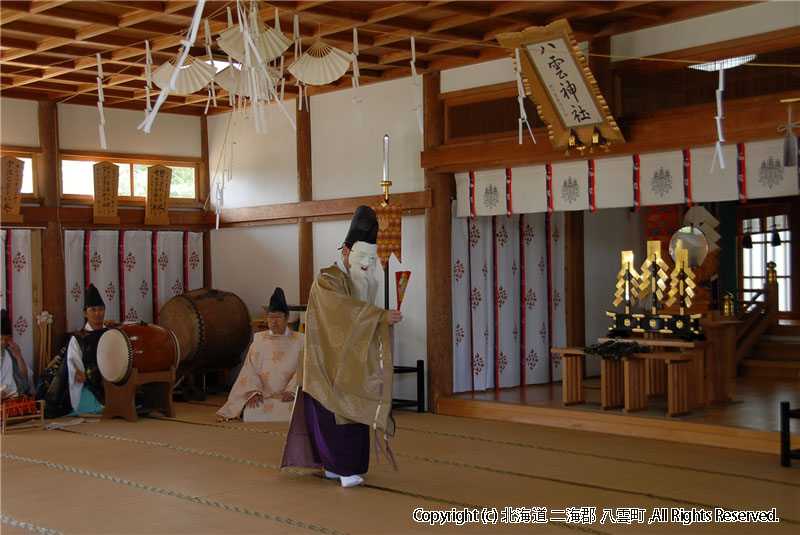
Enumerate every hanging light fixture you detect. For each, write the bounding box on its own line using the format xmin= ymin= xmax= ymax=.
xmin=742 ymin=221 xmax=753 ymax=249
xmin=771 ymin=225 xmax=782 ymax=247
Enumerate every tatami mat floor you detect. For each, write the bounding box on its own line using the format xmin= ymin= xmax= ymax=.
xmin=2 ymin=397 xmax=798 ymax=535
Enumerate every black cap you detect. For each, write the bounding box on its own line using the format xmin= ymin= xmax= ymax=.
xmin=268 ymin=287 xmax=289 ymax=315
xmin=1 ymin=309 xmax=11 ymax=336
xmin=84 ymin=283 xmax=105 ymax=309
xmin=343 ymin=206 xmax=379 ymax=249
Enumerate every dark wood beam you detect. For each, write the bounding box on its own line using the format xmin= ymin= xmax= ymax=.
xmin=296 ymin=97 xmax=313 ymax=305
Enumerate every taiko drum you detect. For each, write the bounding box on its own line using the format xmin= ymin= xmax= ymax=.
xmin=96 ymin=323 xmax=180 ymax=385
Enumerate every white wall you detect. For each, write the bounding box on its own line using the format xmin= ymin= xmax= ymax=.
xmin=207 ymin=103 xmax=298 ymax=209
xmin=440 ymin=57 xmax=515 ymax=94
xmin=583 ymin=207 xmax=646 ymax=375
xmin=210 ymin=223 xmax=300 ymax=318
xmin=310 ymin=76 xmax=424 ymax=200
xmin=0 ymin=98 xmax=39 ymax=146
xmin=58 ymin=104 xmax=201 ymax=157
xmin=611 ymin=2 xmax=800 ymax=60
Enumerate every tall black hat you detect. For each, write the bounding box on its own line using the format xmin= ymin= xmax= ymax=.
xmin=268 ymin=287 xmax=289 ymax=315
xmin=343 ymin=205 xmax=379 ymax=249
xmin=84 ymin=283 xmax=105 ymax=309
xmin=1 ymin=309 xmax=11 ymax=336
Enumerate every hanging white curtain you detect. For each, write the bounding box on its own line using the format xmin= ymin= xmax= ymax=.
xmin=494 ymin=215 xmax=521 ymax=387
xmin=1 ymin=229 xmax=34 ymax=385
xmin=521 ymin=213 xmax=550 ymax=385
xmin=185 ymin=231 xmax=204 ymax=291
xmin=468 ymin=216 xmax=494 ymax=391
xmin=64 ymin=230 xmax=205 ymax=327
xmin=451 ymin=209 xmax=473 ymax=392
xmin=120 ymin=230 xmax=154 ymax=323
xmin=85 ymin=230 xmax=121 ymax=324
xmin=153 ymin=231 xmax=184 ymax=322
xmin=64 ymin=230 xmax=86 ymax=332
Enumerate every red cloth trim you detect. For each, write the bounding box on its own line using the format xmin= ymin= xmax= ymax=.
xmin=5 ymin=231 xmax=13 ymax=339
xmin=469 ymin=171 xmax=476 ymax=220
xmin=737 ymin=143 xmax=747 ymax=203
xmin=546 ymin=164 xmax=553 ymax=215
xmin=587 ymin=160 xmax=596 ymax=213
xmin=505 ymin=168 xmax=512 ymax=218
xmin=492 ymin=216 xmax=499 ymax=392
xmin=682 ymin=149 xmax=693 ymax=207
xmin=119 ymin=231 xmax=126 ymax=322
xmin=519 ymin=215 xmax=526 ymax=386
xmin=632 ymin=155 xmax=641 ymax=210
xmin=183 ymin=231 xmax=190 ymax=293
xmin=152 ymin=232 xmax=159 ymax=323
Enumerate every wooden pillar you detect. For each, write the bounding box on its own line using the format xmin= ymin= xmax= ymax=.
xmin=423 ymin=71 xmax=454 ymax=411
xmin=198 ymin=116 xmax=211 ymax=208
xmin=38 ymin=101 xmax=67 ymax=348
xmin=564 ymin=211 xmax=585 ymax=347
xmin=588 ymin=36 xmax=614 ymax=117
xmin=297 ymin=97 xmax=313 ymax=304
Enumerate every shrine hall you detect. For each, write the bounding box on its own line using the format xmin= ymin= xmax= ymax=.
xmin=1 ymin=1 xmax=799 ymax=534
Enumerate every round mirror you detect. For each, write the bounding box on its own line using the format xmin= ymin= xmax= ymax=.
xmin=669 ymin=226 xmax=708 ymax=268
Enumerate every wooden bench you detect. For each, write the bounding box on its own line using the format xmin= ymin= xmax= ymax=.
xmin=623 ymin=352 xmax=695 ymax=417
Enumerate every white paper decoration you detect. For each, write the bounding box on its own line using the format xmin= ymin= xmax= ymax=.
xmin=217 ymin=23 xmax=291 ymax=65
xmin=288 ymin=40 xmax=352 ymax=86
xmin=152 ymin=56 xmax=215 ymax=95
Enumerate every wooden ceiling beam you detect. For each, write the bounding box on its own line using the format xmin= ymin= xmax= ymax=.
xmin=3 ymin=21 xmax=75 ymax=39
xmin=0 ymin=36 xmax=38 ymax=51
xmin=34 ymin=6 xmax=120 ymax=26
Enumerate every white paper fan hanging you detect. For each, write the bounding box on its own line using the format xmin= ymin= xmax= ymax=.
xmin=152 ymin=56 xmax=215 ymax=94
xmin=217 ymin=24 xmax=291 ymax=65
xmin=216 ymin=63 xmax=280 ymax=99
xmin=288 ymin=40 xmax=352 ymax=86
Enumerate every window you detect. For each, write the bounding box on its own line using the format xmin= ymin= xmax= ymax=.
xmin=0 ymin=150 xmax=36 ymax=195
xmin=740 ymin=209 xmax=793 ymax=315
xmin=60 ymin=155 xmax=198 ymax=202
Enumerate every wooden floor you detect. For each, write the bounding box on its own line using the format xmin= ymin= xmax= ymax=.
xmin=2 ymin=398 xmax=799 ymax=534
xmin=439 ymin=377 xmax=800 ymax=455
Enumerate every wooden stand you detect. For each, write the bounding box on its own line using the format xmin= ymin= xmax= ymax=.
xmin=552 ymin=348 xmax=586 ymax=405
xmin=1 ymin=399 xmax=44 ymax=434
xmin=600 ymin=358 xmax=624 ymax=410
xmin=623 ymin=357 xmax=646 ymax=413
xmin=103 ymin=366 xmax=176 ymax=422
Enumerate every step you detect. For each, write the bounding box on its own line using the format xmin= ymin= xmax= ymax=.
xmin=739 ymin=359 xmax=800 ymax=380
xmin=768 ymin=324 xmax=800 ymax=337
xmin=750 ymin=340 xmax=800 ymax=361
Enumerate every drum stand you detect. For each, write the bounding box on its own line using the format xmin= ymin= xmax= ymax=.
xmin=103 ymin=366 xmax=176 ymax=422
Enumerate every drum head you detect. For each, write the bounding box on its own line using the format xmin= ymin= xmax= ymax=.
xmin=97 ymin=329 xmax=132 ymax=384
xmin=158 ymin=296 xmax=200 ymax=364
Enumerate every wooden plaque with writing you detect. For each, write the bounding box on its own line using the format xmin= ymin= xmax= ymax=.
xmin=496 ymin=19 xmax=624 ymax=152
xmin=93 ymin=161 xmax=120 ymax=224
xmin=1 ymin=156 xmax=24 ymax=223
xmin=145 ymin=164 xmax=172 ymax=226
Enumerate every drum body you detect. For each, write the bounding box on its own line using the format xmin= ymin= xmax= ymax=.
xmin=97 ymin=323 xmax=180 ymax=385
xmin=158 ymin=288 xmax=251 ymax=370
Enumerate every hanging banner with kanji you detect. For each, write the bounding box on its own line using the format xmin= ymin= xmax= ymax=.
xmin=1 ymin=156 xmax=24 ymax=223
xmin=145 ymin=164 xmax=172 ymax=225
xmin=93 ymin=161 xmax=120 ymax=224
xmin=371 ymin=203 xmax=402 ymax=270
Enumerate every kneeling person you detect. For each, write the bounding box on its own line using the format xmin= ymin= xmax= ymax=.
xmin=216 ymin=288 xmax=303 ymax=422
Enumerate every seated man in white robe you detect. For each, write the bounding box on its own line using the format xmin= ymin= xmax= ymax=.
xmin=1 ymin=309 xmax=31 ymax=399
xmin=216 ymin=288 xmax=303 ymax=422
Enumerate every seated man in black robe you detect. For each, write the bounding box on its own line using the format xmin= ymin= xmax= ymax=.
xmin=36 ymin=284 xmax=107 ymax=417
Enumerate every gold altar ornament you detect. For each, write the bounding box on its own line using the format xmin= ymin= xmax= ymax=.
xmin=613 ymin=250 xmax=640 ymax=313
xmin=1 ymin=156 xmax=24 ymax=223
xmin=496 ymin=19 xmax=625 ymax=153
xmin=638 ymin=240 xmax=670 ymax=313
xmin=665 ymin=248 xmax=696 ymax=314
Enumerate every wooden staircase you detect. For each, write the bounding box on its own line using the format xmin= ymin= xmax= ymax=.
xmin=739 ymin=323 xmax=800 ymax=380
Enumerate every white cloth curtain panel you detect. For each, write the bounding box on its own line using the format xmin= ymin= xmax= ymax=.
xmin=185 ymin=231 xmax=204 ymax=291
xmin=521 ymin=213 xmax=551 ymax=385
xmin=451 ymin=207 xmax=473 ymax=392
xmin=494 ymin=215 xmax=521 ymax=388
xmin=85 ymin=230 xmax=121 ymax=324
xmin=1 ymin=229 xmax=34 ymax=385
xmin=746 ymin=138 xmax=797 ymax=199
xmin=120 ymin=231 xmax=154 ymax=324
xmin=468 ymin=216 xmax=495 ymax=391
xmin=64 ymin=230 xmax=86 ymax=332
xmin=549 ymin=211 xmax=566 ymax=382
xmin=153 ymin=231 xmax=185 ymax=322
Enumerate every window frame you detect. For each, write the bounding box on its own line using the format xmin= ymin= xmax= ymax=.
xmin=59 ymin=150 xmax=202 ymax=208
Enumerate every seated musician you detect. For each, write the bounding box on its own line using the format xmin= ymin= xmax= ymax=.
xmin=1 ymin=309 xmax=32 ymax=399
xmin=216 ymin=287 xmax=303 ymax=422
xmin=36 ymin=284 xmax=107 ymax=417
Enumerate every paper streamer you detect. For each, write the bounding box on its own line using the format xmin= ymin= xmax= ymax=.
xmin=514 ymin=48 xmax=535 ymax=145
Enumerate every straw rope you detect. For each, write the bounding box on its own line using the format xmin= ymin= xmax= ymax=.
xmin=1 ymin=516 xmax=62 ymax=535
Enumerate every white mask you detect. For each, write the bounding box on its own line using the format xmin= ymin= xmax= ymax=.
xmin=348 ymin=241 xmax=379 ymax=302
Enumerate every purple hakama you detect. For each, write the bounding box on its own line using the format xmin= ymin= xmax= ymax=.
xmin=304 ymin=392 xmax=370 ymax=476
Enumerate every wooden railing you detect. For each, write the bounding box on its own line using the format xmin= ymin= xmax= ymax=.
xmin=729 ymin=262 xmax=780 ymax=366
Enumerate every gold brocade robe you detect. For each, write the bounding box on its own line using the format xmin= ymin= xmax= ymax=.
xmin=302 ymin=264 xmax=394 ymax=435
xmin=216 ymin=330 xmax=304 ymax=422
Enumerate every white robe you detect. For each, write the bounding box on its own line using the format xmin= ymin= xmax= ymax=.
xmin=66 ymin=322 xmax=96 ymax=412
